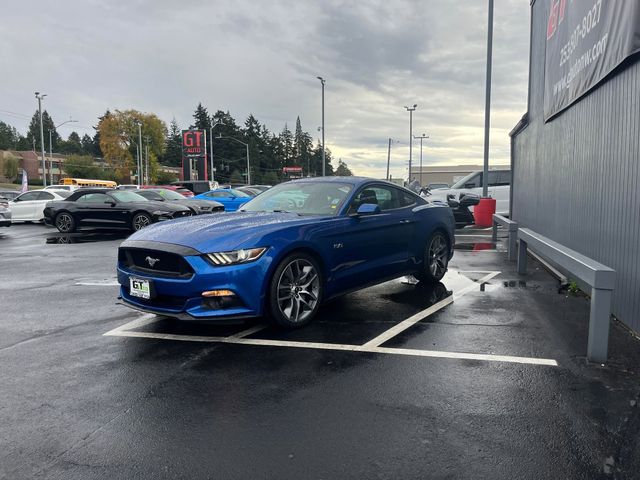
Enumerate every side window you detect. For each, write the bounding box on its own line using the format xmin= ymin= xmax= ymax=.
xmin=212 ymin=192 xmax=230 ymax=198
xmin=398 ymin=189 xmax=418 ymax=208
xmin=464 ymin=173 xmax=482 ymax=189
xmin=16 ymin=192 xmax=40 ymax=202
xmin=83 ymin=193 xmax=111 ymax=203
xmin=37 ymin=192 xmax=55 ymax=200
xmin=497 ymin=171 xmax=511 ymax=186
xmin=349 ymin=185 xmax=399 ymax=212
xmin=487 ymin=171 xmax=500 ymax=187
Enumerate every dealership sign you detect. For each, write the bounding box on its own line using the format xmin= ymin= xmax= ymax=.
xmin=544 ymin=0 xmax=640 ymax=121
xmin=182 ymin=130 xmax=206 ymax=158
xmin=282 ymin=166 xmax=303 ymax=173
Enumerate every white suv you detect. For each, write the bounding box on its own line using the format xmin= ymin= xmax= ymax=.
xmin=426 ymin=169 xmax=511 ymax=216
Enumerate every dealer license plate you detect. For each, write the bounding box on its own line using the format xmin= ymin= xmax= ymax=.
xmin=130 ymin=278 xmax=152 ymax=299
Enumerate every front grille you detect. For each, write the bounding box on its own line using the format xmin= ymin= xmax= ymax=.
xmin=119 ymin=247 xmax=194 ymax=278
xmin=172 ymin=210 xmax=192 ymax=218
xmin=123 ymin=286 xmax=186 ymax=309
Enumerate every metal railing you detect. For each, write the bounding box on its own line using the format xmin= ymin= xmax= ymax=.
xmin=492 ymin=214 xmax=518 ymax=261
xmin=517 ymin=228 xmax=616 ymax=363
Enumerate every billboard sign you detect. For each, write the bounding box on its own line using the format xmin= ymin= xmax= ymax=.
xmin=544 ymin=0 xmax=640 ymax=121
xmin=182 ymin=130 xmax=207 ymax=180
xmin=283 ymin=166 xmax=303 ymax=173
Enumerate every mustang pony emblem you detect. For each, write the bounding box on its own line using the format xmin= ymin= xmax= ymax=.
xmin=145 ymin=256 xmax=160 ymax=267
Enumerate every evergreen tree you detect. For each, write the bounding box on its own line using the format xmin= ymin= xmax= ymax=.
xmin=335 ymin=159 xmax=353 ymax=176
xmin=60 ymin=131 xmax=82 ymax=154
xmin=27 ymin=110 xmax=60 ymax=151
xmin=279 ymin=124 xmax=294 ymax=167
xmin=80 ymin=134 xmax=93 ymax=155
xmin=162 ymin=118 xmax=182 ymax=167
xmin=0 ymin=121 xmax=21 ymax=150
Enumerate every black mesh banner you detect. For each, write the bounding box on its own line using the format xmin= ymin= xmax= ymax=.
xmin=544 ymin=0 xmax=640 ymax=121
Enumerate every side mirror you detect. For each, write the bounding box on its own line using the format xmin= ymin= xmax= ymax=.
xmin=104 ymin=200 xmax=116 ymax=206
xmin=354 ymin=203 xmax=381 ymax=216
xmin=459 ymin=195 xmax=480 ymax=207
xmin=447 ymin=199 xmax=460 ymax=208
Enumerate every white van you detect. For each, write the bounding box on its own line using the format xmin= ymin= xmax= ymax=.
xmin=426 ymin=169 xmax=511 ymax=216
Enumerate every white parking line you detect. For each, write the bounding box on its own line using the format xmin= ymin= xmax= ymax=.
xmin=103 ymin=323 xmax=557 ymax=366
xmin=75 ymin=281 xmax=120 ymax=286
xmin=362 ymin=296 xmax=454 ymax=347
xmin=102 ymin=270 xmax=559 ymax=366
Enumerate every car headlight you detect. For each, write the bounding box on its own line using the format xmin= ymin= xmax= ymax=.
xmin=152 ymin=210 xmax=170 ymax=216
xmin=205 ymin=247 xmax=267 ymax=266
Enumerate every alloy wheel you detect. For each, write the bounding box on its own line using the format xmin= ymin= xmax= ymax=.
xmin=276 ymin=259 xmax=320 ymax=323
xmin=428 ymin=233 xmax=448 ymax=278
xmin=133 ymin=214 xmax=151 ymax=231
xmin=56 ymin=213 xmax=73 ymax=233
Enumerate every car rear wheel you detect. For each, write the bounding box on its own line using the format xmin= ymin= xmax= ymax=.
xmin=55 ymin=212 xmax=76 ymax=233
xmin=132 ymin=212 xmax=152 ymax=231
xmin=269 ymin=253 xmax=323 ymax=328
xmin=414 ymin=230 xmax=449 ymax=283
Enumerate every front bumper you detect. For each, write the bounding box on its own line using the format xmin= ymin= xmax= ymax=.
xmin=117 ymin=251 xmax=272 ymax=321
xmin=0 ymin=211 xmax=11 ymax=227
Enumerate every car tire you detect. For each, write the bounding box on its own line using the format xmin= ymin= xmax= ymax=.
xmin=268 ymin=252 xmax=323 ymax=328
xmin=55 ymin=212 xmax=76 ymax=233
xmin=414 ymin=230 xmax=450 ymax=283
xmin=131 ymin=212 xmax=152 ymax=231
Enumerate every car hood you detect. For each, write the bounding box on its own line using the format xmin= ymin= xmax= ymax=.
xmin=174 ymin=199 xmax=223 ymax=208
xmin=125 ymin=211 xmax=325 ymax=252
xmin=128 ymin=201 xmax=190 ymax=212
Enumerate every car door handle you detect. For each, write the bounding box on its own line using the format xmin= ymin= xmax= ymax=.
xmin=399 ymin=219 xmax=411 ymax=224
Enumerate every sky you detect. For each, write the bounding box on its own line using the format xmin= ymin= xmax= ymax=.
xmin=0 ymin=0 xmax=531 ymax=179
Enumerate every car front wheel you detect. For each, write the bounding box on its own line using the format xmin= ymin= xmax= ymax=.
xmin=55 ymin=212 xmax=76 ymax=233
xmin=132 ymin=212 xmax=152 ymax=231
xmin=269 ymin=253 xmax=323 ymax=328
xmin=415 ymin=230 xmax=449 ymax=283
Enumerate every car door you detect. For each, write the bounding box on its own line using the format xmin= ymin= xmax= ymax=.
xmin=74 ymin=193 xmax=113 ymax=226
xmin=35 ymin=191 xmax=57 ymax=220
xmin=330 ymin=184 xmax=414 ymax=292
xmin=11 ymin=191 xmax=41 ymax=221
xmin=493 ymin=170 xmax=511 ymax=214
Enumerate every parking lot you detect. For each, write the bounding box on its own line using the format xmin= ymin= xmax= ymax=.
xmin=2 ymin=223 xmax=640 ymax=479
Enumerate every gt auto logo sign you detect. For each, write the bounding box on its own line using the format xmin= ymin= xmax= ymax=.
xmin=547 ymin=0 xmax=570 ymax=40
xmin=182 ymin=130 xmax=205 ymax=158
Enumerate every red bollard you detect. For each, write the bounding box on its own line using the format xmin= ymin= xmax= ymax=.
xmin=473 ymin=197 xmax=496 ymax=227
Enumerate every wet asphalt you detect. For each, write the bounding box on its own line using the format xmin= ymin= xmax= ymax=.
xmin=1 ymin=224 xmax=639 ymax=479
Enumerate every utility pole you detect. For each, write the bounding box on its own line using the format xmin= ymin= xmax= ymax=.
xmin=482 ymin=0 xmax=494 ymax=198
xmin=386 ymin=138 xmax=399 ymax=180
xmin=413 ymin=134 xmax=429 ymax=187
xmin=35 ymin=92 xmax=47 ymax=186
xmin=317 ymin=76 xmax=326 ymax=176
xmin=404 ymin=105 xmax=417 ymax=182
xmin=209 ymin=122 xmax=223 ymax=183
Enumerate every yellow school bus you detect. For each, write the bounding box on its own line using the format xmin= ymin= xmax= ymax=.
xmin=59 ymin=178 xmax=117 ymax=188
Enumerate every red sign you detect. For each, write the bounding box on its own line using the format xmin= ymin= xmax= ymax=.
xmin=283 ymin=166 xmax=302 ymax=173
xmin=182 ymin=130 xmax=205 ymax=158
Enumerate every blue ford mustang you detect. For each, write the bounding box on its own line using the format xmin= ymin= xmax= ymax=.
xmin=117 ymin=177 xmax=455 ymax=327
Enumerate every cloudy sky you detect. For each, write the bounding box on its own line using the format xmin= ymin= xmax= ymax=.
xmin=1 ymin=0 xmax=530 ymax=178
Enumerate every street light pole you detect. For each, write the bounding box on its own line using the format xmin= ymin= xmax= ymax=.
xmin=135 ymin=121 xmax=143 ymax=186
xmin=317 ymin=76 xmax=326 ymax=176
xmin=209 ymin=121 xmax=223 ymax=183
xmin=413 ymin=134 xmax=429 ymax=187
xmin=217 ymin=135 xmax=250 ymax=185
xmin=482 ymin=0 xmax=494 ymax=198
xmin=404 ymin=105 xmax=417 ymax=182
xmin=49 ymin=118 xmax=78 ymax=185
xmin=144 ymin=136 xmax=151 ymax=184
xmin=35 ymin=92 xmax=47 ymax=187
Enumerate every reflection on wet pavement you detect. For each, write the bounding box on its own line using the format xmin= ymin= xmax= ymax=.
xmin=46 ymin=231 xmax=130 ymax=244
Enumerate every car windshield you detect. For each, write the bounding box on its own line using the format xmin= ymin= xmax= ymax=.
xmin=157 ymin=189 xmax=187 ymax=200
xmin=241 ymin=181 xmax=353 ymax=216
xmin=136 ymin=190 xmax=163 ymax=201
xmin=110 ymin=191 xmax=148 ymax=203
xmin=227 ymin=189 xmax=250 ymax=198
xmin=451 ymin=172 xmax=478 ymax=189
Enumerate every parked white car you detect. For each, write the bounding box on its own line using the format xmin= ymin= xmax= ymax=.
xmin=44 ymin=185 xmax=79 ymax=192
xmin=425 ymin=169 xmax=511 ymax=216
xmin=10 ymin=189 xmax=71 ymax=223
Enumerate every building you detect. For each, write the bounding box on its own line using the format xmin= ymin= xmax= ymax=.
xmin=512 ymin=1 xmax=640 ymax=332
xmin=410 ymin=164 xmax=510 ymax=187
